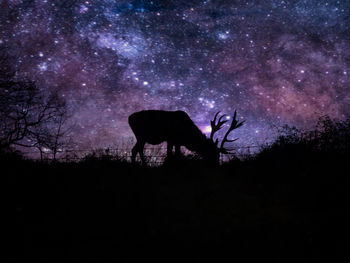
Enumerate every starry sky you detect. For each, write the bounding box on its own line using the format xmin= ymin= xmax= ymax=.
xmin=1 ymin=0 xmax=350 ymax=150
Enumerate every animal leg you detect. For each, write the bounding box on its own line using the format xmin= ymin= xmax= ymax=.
xmin=167 ymin=142 xmax=173 ymax=158
xmin=131 ymin=141 xmax=145 ymax=164
xmin=138 ymin=142 xmax=146 ymax=165
xmin=131 ymin=142 xmax=139 ymax=163
xmin=175 ymin=145 xmax=181 ymax=157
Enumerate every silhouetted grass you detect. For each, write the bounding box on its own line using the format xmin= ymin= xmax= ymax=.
xmin=5 ymin=116 xmax=350 ymax=262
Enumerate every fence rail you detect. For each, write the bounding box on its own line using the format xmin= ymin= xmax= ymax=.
xmin=17 ymin=145 xmax=261 ymax=165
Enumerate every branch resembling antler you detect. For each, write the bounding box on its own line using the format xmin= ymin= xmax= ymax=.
xmin=219 ymin=110 xmax=245 ymax=153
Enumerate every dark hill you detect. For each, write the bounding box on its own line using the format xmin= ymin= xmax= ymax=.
xmin=5 ymin=117 xmax=350 ymax=262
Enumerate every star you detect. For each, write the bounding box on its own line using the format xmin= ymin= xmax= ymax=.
xmin=1 ymin=0 xmax=349 ymax=151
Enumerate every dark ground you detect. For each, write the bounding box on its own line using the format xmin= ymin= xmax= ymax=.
xmin=5 ymin=146 xmax=350 ymax=262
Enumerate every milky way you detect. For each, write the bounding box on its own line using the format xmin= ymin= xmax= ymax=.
xmin=1 ymin=0 xmax=350 ymax=150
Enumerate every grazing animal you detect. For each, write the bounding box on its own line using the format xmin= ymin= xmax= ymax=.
xmin=128 ymin=110 xmax=244 ymax=164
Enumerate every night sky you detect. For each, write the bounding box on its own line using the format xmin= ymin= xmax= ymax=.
xmin=1 ymin=0 xmax=350 ymax=150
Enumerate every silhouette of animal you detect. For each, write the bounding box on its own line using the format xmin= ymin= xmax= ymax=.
xmin=128 ymin=110 xmax=244 ymax=164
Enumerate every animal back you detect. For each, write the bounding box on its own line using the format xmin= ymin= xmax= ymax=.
xmin=128 ymin=110 xmax=202 ymax=145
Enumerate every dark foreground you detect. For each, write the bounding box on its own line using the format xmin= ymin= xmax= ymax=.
xmin=5 ymin=148 xmax=350 ymax=262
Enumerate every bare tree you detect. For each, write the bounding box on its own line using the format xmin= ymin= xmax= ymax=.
xmin=0 ymin=30 xmax=70 ymax=157
xmin=0 ymin=78 xmax=67 ymax=154
xmin=30 ymin=105 xmax=73 ymax=161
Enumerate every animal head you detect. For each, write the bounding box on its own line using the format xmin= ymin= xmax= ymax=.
xmin=200 ymin=110 xmax=245 ymax=164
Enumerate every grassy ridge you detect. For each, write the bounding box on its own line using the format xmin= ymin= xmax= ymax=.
xmin=5 ymin=117 xmax=350 ymax=262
